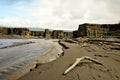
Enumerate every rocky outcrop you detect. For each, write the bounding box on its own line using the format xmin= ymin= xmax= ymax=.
xmin=5 ymin=28 xmax=30 ymax=36
xmin=1 ymin=23 xmax=120 ymax=39
xmin=0 ymin=27 xmax=6 ymax=34
xmin=0 ymin=27 xmax=73 ymax=39
xmin=73 ymin=30 xmax=78 ymax=38
xmin=52 ymin=30 xmax=73 ymax=39
xmin=31 ymin=31 xmax=44 ymax=37
xmin=44 ymin=29 xmax=52 ymax=39
xmin=74 ymin=23 xmax=120 ymax=38
xmin=52 ymin=30 xmax=64 ymax=39
xmin=64 ymin=32 xmax=73 ymax=39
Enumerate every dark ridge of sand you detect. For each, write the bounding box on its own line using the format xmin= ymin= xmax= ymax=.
xmin=0 ymin=34 xmax=40 ymax=39
xmin=0 ymin=41 xmax=34 ymax=49
xmin=18 ymin=41 xmax=120 ymax=80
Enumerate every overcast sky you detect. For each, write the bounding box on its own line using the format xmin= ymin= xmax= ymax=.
xmin=0 ymin=0 xmax=120 ymax=30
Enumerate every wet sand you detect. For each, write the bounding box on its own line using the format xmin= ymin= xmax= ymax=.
xmin=0 ymin=39 xmax=63 ymax=80
xmin=19 ymin=40 xmax=120 ymax=80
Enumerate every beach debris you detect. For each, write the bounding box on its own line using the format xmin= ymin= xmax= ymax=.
xmin=63 ymin=56 xmax=102 ymax=75
xmin=81 ymin=43 xmax=88 ymax=47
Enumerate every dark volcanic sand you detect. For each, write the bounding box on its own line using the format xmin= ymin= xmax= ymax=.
xmin=19 ymin=41 xmax=120 ymax=80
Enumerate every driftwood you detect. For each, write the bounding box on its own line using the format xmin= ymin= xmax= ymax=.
xmin=63 ymin=56 xmax=102 ymax=75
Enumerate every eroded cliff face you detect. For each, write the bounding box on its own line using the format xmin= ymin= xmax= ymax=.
xmin=44 ymin=29 xmax=52 ymax=39
xmin=0 ymin=27 xmax=6 ymax=34
xmin=1 ymin=23 xmax=119 ymax=39
xmin=52 ymin=30 xmax=72 ymax=39
xmin=74 ymin=23 xmax=120 ymax=38
xmin=0 ymin=27 xmax=73 ymax=39
xmin=30 ymin=31 xmax=44 ymax=38
xmin=3 ymin=28 xmax=30 ymax=36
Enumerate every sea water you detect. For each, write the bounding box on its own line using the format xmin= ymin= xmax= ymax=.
xmin=0 ymin=39 xmax=62 ymax=80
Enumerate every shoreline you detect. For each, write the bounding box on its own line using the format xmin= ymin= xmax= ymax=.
xmin=19 ymin=40 xmax=120 ymax=80
xmin=0 ymin=39 xmax=63 ymax=80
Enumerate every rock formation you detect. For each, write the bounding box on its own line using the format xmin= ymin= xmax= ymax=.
xmin=73 ymin=23 xmax=120 ymax=38
xmin=44 ymin=29 xmax=52 ymax=39
xmin=5 ymin=28 xmax=30 ymax=36
xmin=52 ymin=30 xmax=73 ymax=39
xmin=0 ymin=27 xmax=6 ymax=34
xmin=52 ymin=30 xmax=64 ymax=39
xmin=1 ymin=23 xmax=119 ymax=39
xmin=31 ymin=31 xmax=44 ymax=37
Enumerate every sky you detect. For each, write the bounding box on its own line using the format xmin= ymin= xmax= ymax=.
xmin=0 ymin=0 xmax=120 ymax=30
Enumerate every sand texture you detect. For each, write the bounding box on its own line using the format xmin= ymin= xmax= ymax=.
xmin=19 ymin=41 xmax=120 ymax=80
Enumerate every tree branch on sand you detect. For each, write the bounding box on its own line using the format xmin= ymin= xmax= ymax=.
xmin=63 ymin=56 xmax=103 ymax=75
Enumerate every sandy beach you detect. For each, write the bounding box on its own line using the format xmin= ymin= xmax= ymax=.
xmin=19 ymin=40 xmax=120 ymax=80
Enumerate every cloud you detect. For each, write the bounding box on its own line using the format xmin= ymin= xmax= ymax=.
xmin=0 ymin=0 xmax=120 ymax=30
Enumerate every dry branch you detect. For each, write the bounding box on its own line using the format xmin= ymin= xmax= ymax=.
xmin=63 ymin=56 xmax=102 ymax=75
